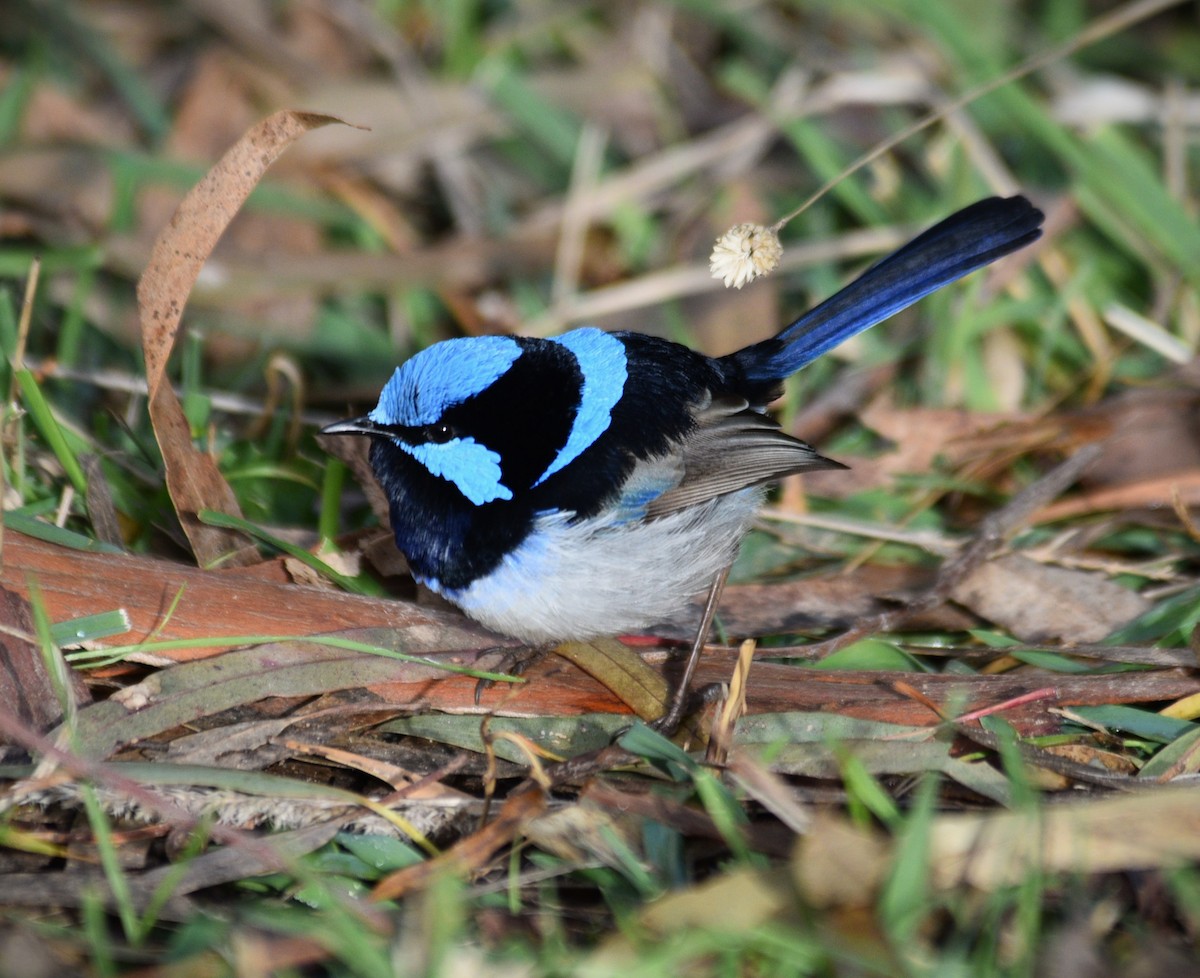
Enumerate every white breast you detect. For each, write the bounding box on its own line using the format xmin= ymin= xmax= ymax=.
xmin=433 ymin=487 xmax=765 ymax=642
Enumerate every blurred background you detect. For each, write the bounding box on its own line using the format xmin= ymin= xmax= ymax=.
xmin=4 ymin=6 xmax=1200 ymax=972
xmin=0 ymin=0 xmax=1197 ymax=545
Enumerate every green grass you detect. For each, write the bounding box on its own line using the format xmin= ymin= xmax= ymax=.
xmin=2 ymin=0 xmax=1199 ymax=975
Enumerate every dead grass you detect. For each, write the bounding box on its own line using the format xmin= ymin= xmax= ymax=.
xmin=1 ymin=0 xmax=1199 ymax=974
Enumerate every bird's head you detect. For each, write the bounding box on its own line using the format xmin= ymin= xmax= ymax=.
xmin=322 ymin=330 xmax=629 ymax=508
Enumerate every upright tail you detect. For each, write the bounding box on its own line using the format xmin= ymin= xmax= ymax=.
xmin=729 ymin=195 xmax=1044 ymax=383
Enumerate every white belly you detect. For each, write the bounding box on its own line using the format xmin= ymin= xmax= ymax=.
xmin=433 ymin=488 xmax=764 ymax=641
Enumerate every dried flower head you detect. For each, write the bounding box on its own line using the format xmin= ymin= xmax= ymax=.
xmin=709 ymin=223 xmax=783 ymax=289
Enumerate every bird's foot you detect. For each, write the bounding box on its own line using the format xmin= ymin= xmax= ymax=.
xmin=473 ymin=643 xmax=553 ymax=705
xmin=652 ymin=680 xmax=725 ymax=736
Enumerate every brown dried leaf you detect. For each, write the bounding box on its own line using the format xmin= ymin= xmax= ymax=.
xmin=164 ymin=718 xmax=296 ymax=769
xmin=371 ymin=788 xmax=546 ymax=902
xmin=727 ymin=753 xmax=813 ymax=834
xmin=1071 ymin=387 xmax=1200 ymax=488
xmin=147 ymin=393 xmax=260 ymax=568
xmin=136 ymin=110 xmax=351 ymax=567
xmin=599 ymin=859 xmax=896 ymax=971
xmin=803 ymin=400 xmax=1026 ymax=497
xmin=523 ymin=803 xmax=639 ymax=867
xmin=639 ymin=865 xmax=795 ymax=934
xmin=951 ymin=553 xmax=1149 ymax=643
xmin=135 ymin=55 xmax=323 ymax=360
xmin=138 ymin=110 xmax=347 ymax=397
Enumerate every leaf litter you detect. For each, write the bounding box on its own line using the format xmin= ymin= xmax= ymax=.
xmin=0 ymin=1 xmax=1199 ymax=972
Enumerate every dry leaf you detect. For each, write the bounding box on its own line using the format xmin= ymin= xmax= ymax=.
xmin=58 ymin=628 xmax=497 ymax=761
xmin=1037 ymin=470 xmax=1200 ymax=522
xmin=371 ymin=788 xmax=546 ymax=902
xmin=136 ymin=110 xmax=350 ymax=567
xmin=523 ymin=802 xmax=639 ymax=867
xmin=803 ymin=399 xmax=1026 ymax=498
xmin=951 ymin=553 xmax=1149 ymax=643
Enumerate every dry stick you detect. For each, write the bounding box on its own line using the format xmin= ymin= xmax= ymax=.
xmin=801 ymin=443 xmax=1105 ymax=660
xmin=9 ymin=258 xmax=38 ymax=394
xmin=540 ymin=743 xmax=640 ymax=792
xmin=949 ymin=720 xmax=1144 ymax=792
xmin=552 ymin=122 xmax=609 ymax=311
xmin=81 ymin=454 xmax=123 ymax=548
xmin=324 ymin=0 xmax=486 ymax=234
xmin=769 ymin=0 xmax=1189 ymax=232
xmin=893 ymin=641 xmax=1194 ymax=669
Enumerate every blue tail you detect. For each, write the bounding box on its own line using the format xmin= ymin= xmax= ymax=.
xmin=730 ymin=196 xmax=1043 ymax=383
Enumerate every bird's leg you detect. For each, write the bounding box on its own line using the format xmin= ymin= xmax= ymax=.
xmin=656 ymin=565 xmax=731 ymax=735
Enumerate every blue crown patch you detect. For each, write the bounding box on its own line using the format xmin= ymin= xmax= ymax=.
xmin=369 ymin=335 xmax=523 ymax=427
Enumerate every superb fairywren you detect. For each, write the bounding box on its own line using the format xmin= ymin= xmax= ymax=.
xmin=324 ymin=196 xmax=1043 ymax=719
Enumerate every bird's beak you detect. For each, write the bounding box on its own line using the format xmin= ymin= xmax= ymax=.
xmin=320 ymin=415 xmax=387 ymax=437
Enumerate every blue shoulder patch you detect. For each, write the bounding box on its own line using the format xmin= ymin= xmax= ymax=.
xmin=369 ymin=335 xmax=522 ymax=426
xmin=535 ymin=328 xmax=627 ymax=485
xmin=609 ymin=458 xmax=680 ymax=523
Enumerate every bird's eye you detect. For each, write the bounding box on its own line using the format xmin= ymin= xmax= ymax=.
xmin=426 ymin=422 xmax=456 ymax=444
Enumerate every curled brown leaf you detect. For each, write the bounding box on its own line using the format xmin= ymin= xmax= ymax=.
xmin=136 ymin=110 xmax=354 ymax=567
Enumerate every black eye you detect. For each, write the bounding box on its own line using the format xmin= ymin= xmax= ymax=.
xmin=426 ymin=422 xmax=456 ymax=444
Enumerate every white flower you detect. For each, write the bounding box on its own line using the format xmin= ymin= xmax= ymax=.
xmin=709 ymin=223 xmax=783 ymax=289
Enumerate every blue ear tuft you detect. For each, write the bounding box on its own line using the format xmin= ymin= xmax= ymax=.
xmin=405 ymin=438 xmax=513 ymax=505
xmin=535 ymin=328 xmax=627 ymax=484
xmin=369 ymin=335 xmax=523 ymax=426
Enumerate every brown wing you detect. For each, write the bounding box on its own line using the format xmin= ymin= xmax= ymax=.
xmin=643 ymin=397 xmax=844 ymax=519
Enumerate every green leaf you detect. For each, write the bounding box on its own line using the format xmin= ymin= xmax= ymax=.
xmin=197 ymin=509 xmax=380 ymax=596
xmin=879 ymin=775 xmax=939 ymax=943
xmin=50 ymin=610 xmax=132 ymax=646
xmin=1139 ymin=724 xmax=1200 ymax=781
xmin=335 ymin=833 xmax=424 ymax=874
xmin=1 ymin=511 xmax=123 ymax=553
xmin=810 ymin=638 xmax=923 ymax=672
xmin=15 ymin=368 xmax=88 ymax=495
xmin=379 ymin=714 xmax=628 ymax=764
xmin=1068 ymin=705 xmax=1195 ymax=744
xmin=619 ymin=722 xmax=699 ymax=781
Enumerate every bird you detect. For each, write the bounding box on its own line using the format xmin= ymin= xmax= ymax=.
xmin=323 ymin=195 xmax=1043 ymax=726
